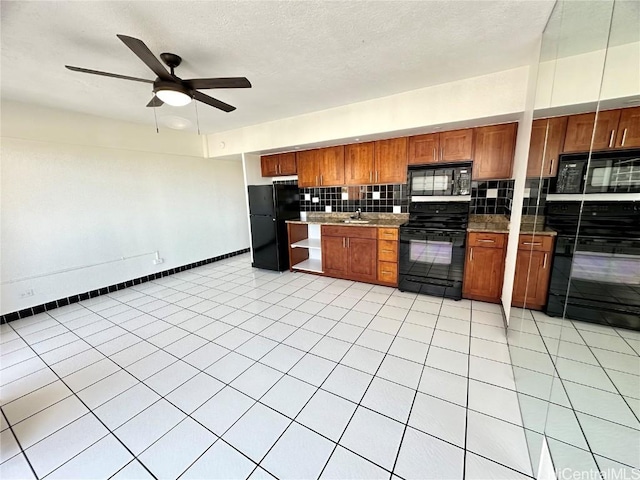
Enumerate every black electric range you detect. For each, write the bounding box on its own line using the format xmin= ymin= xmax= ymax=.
xmin=399 ymin=202 xmax=470 ymax=300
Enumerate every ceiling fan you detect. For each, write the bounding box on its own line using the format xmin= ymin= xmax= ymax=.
xmin=65 ymin=34 xmax=251 ymax=112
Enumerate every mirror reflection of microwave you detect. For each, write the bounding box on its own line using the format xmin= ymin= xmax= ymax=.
xmin=409 ymin=163 xmax=472 ymax=196
xmin=553 ymin=150 xmax=640 ymax=194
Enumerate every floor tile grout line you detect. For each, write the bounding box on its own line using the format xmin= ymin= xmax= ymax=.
xmin=181 ymin=289 xmax=393 ymax=479
xmin=387 ymin=294 xmax=443 ymax=480
xmin=0 ymin=406 xmax=39 ymax=479
xmin=244 ymin=295 xmax=397 ymax=479
xmin=526 ymin=313 xmax=605 ymax=475
xmin=314 ymin=294 xmax=423 ymax=480
xmin=2 ymin=321 xmax=160 ymax=480
xmin=568 ymin=319 xmax=640 ymax=425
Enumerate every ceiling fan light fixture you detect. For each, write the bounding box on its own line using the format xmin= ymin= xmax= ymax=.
xmin=154 ymin=81 xmax=192 ymax=106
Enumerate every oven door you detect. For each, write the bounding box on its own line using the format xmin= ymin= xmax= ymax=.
xmin=547 ymin=235 xmax=640 ymax=330
xmin=399 ymin=227 xmax=466 ymax=299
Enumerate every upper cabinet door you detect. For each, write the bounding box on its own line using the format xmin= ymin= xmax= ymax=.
xmin=278 ymin=152 xmax=297 ymax=175
xmin=564 ymin=110 xmax=621 ymax=152
xmin=318 ymin=146 xmax=345 ymax=186
xmin=345 ymin=142 xmax=375 ymax=185
xmin=375 ymin=138 xmax=408 ymax=184
xmin=440 ymin=129 xmax=474 ymax=162
xmin=296 ymin=150 xmax=320 ymax=187
xmin=615 ymin=106 xmax=640 ymax=149
xmin=260 ymin=155 xmax=280 ymax=177
xmin=472 ymin=123 xmax=517 ymax=180
xmin=527 ymin=117 xmax=567 ymax=178
xmin=408 ymin=134 xmax=439 ymax=165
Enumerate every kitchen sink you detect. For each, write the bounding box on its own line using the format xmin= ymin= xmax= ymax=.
xmin=342 ymin=219 xmax=371 ymax=224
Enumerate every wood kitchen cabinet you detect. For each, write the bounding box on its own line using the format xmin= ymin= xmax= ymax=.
xmin=512 ymin=234 xmax=555 ymax=310
xmin=345 ymin=139 xmax=407 ymax=185
xmin=345 ymin=142 xmax=375 ymax=185
xmin=473 ymin=123 xmax=517 ymax=180
xmin=563 ymin=110 xmax=621 ymax=152
xmin=375 ymin=138 xmax=408 ymax=184
xmin=463 ymin=232 xmax=507 ymax=303
xmin=377 ymin=228 xmax=399 ymax=286
xmin=527 ymin=117 xmax=567 ymax=178
xmin=321 ymin=226 xmax=377 ymax=283
xmin=260 ymin=153 xmax=297 ymax=177
xmin=408 ymin=129 xmax=474 ymax=165
xmin=615 ymin=106 xmax=640 ymax=149
xmin=296 ymin=147 xmax=345 ymax=187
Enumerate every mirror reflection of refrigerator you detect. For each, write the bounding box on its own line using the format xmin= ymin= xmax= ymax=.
xmin=248 ymin=184 xmax=300 ymax=271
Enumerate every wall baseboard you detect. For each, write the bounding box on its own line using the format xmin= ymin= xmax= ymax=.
xmin=0 ymin=248 xmax=250 ymax=324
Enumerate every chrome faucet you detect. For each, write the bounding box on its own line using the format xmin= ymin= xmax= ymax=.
xmin=353 ymin=208 xmax=362 ymax=220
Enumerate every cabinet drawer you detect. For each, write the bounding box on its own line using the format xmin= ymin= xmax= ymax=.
xmin=378 ymin=261 xmax=398 ymax=284
xmin=378 ymin=240 xmax=398 ymax=262
xmin=518 ymin=235 xmax=554 ymax=252
xmin=377 ymin=228 xmax=399 ymax=240
xmin=322 ymin=225 xmax=377 ymax=239
xmin=468 ymin=232 xmax=506 ymax=248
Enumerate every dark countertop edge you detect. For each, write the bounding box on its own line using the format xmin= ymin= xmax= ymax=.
xmin=286 ymin=220 xmax=403 ymax=228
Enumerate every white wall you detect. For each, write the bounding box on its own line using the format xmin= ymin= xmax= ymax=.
xmin=535 ymin=41 xmax=640 ymax=111
xmin=1 ymin=101 xmax=250 ymax=314
xmin=205 ymin=67 xmax=530 ymax=157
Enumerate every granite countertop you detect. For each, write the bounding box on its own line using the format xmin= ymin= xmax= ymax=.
xmin=287 ymin=212 xmax=408 ymax=228
xmin=467 ymin=214 xmax=557 ymax=236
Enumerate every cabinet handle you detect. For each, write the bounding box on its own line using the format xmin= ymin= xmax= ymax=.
xmin=375 ymin=171 xmax=379 ymax=182
xmin=320 ymin=174 xmax=323 ymax=185
xmin=523 ymin=242 xmax=542 ymax=246
xmin=621 ymin=128 xmax=628 ymax=147
xmin=543 ymin=253 xmax=548 ymax=269
xmin=478 ymin=239 xmax=495 ymax=243
xmin=315 ymin=175 xmax=318 ymax=185
xmin=278 ymin=164 xmax=281 ymax=174
xmin=440 ymin=147 xmax=443 ymax=161
xmin=470 ymin=248 xmax=474 ymax=262
xmin=381 ymin=249 xmax=394 ymax=253
xmin=433 ymin=147 xmax=436 ymax=161
xmin=347 ymin=238 xmax=350 ymax=248
xmin=549 ymin=158 xmax=554 ymax=176
xmin=382 ymin=271 xmax=392 ymax=275
xmin=609 ymin=130 xmax=615 ymax=148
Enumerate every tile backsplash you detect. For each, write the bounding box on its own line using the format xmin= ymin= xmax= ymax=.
xmin=299 ymin=184 xmax=409 ymax=213
xmin=521 ymin=178 xmax=551 ymax=215
xmin=274 ymin=178 xmax=526 ymax=216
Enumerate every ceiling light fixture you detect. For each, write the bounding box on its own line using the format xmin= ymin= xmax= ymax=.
xmin=153 ymin=81 xmax=192 ymax=106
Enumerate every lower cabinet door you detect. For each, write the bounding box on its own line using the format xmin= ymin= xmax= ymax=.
xmin=322 ymin=236 xmax=349 ymax=277
xmin=348 ymin=237 xmax=377 ymax=282
xmin=463 ymin=246 xmax=505 ymax=303
xmin=512 ymin=249 xmax=551 ymax=309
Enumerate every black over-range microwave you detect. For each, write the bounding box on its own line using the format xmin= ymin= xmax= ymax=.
xmin=408 ymin=162 xmax=472 ymax=196
xmin=553 ymin=149 xmax=640 ymax=194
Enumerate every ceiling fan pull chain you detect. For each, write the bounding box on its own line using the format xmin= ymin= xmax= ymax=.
xmin=194 ymin=97 xmax=201 ymax=136
xmin=152 ymin=96 xmax=159 ymax=133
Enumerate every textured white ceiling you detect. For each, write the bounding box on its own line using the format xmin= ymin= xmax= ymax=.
xmin=1 ymin=0 xmax=556 ymax=134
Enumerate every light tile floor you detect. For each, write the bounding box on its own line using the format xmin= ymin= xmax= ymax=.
xmin=0 ymin=253 xmax=636 ymax=479
xmin=508 ymin=309 xmax=640 ymax=478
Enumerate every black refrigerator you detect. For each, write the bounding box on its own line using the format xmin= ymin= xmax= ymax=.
xmin=248 ymin=184 xmax=300 ymax=271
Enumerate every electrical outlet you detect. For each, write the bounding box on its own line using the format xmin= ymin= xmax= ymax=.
xmin=20 ymin=289 xmax=34 ymax=298
xmin=153 ymin=258 xmax=164 ymax=265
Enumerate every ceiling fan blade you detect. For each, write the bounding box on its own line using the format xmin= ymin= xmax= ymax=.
xmin=65 ymin=65 xmax=153 ymax=84
xmin=184 ymin=77 xmax=252 ymax=90
xmin=146 ymin=96 xmax=164 ymax=107
xmin=116 ymin=34 xmax=172 ymax=81
xmin=193 ymin=91 xmax=236 ymax=112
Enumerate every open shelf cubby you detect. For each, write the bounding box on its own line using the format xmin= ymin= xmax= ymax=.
xmin=288 ymin=223 xmax=323 ymax=273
